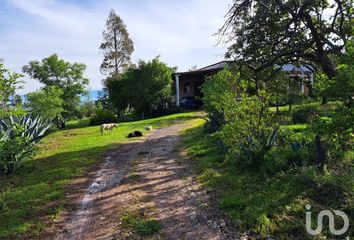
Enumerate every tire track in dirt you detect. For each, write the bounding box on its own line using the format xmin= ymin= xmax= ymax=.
xmin=54 ymin=124 xmax=239 ymax=240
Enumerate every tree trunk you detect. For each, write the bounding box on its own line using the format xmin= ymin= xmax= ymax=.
xmin=319 ymin=56 xmax=337 ymax=105
xmin=276 ymin=89 xmax=279 ymax=113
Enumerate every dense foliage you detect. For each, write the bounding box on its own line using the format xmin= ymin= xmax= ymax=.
xmin=316 ymin=40 xmax=354 ymax=107
xmin=201 ymin=68 xmax=241 ymax=132
xmin=198 ymin=74 xmax=353 ymax=238
xmin=89 ymin=108 xmax=118 ymax=126
xmin=105 ymin=57 xmax=174 ymax=119
xmin=201 ymin=57 xmax=352 ymax=239
xmin=222 ymin=90 xmax=279 ymax=169
xmin=23 ymin=54 xmax=89 ymax=117
xmin=26 ymin=86 xmax=64 ymax=120
xmin=0 ymin=63 xmax=24 ymax=118
xmin=220 ymin=0 xmax=353 ymax=80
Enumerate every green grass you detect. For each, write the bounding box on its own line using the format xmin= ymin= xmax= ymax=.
xmin=0 ymin=112 xmax=199 ymax=239
xmin=280 ymin=123 xmax=308 ymax=131
xmin=270 ymin=105 xmax=289 ymax=112
xmin=180 ymin=119 xmax=353 ymax=239
xmin=121 ymin=213 xmax=161 ymax=236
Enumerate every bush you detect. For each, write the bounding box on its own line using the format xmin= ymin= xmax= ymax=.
xmin=201 ymin=68 xmax=241 ymax=132
xmin=135 ymin=219 xmax=161 ymax=236
xmin=0 ymin=105 xmax=27 ymax=119
xmin=0 ymin=129 xmax=36 ymax=173
xmin=291 ymin=104 xmax=319 ymax=123
xmin=78 ymin=100 xmax=97 ymax=119
xmin=221 ymin=90 xmax=279 ymax=169
xmin=89 ymin=109 xmax=118 ymax=126
xmin=311 ymin=106 xmax=353 ymax=165
xmin=121 ymin=213 xmax=161 ymax=236
xmin=26 ymin=86 xmax=64 ymax=120
xmin=151 ymin=103 xmax=182 ymax=118
xmin=263 ymin=146 xmax=309 ymax=175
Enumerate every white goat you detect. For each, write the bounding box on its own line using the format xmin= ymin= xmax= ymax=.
xmin=100 ymin=123 xmax=118 ymax=135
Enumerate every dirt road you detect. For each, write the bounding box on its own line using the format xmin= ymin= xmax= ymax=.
xmin=53 ymin=124 xmax=239 ymax=240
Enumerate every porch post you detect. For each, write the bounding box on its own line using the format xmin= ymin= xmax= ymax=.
xmin=175 ymin=74 xmax=180 ymax=106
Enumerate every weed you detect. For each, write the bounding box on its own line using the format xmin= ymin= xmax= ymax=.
xmin=120 ymin=213 xmax=161 ymax=236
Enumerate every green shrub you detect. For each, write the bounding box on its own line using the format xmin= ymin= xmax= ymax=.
xmin=0 ymin=129 xmax=36 ymax=173
xmin=291 ymin=104 xmax=319 ymax=124
xmin=201 ymin=68 xmax=241 ymax=132
xmin=135 ymin=219 xmax=161 ymax=236
xmin=311 ymin=107 xmax=353 ymax=166
xmin=262 ymin=148 xmax=288 ymax=174
xmin=263 ymin=146 xmax=309 ymax=174
xmin=221 ymin=90 xmax=279 ymax=169
xmin=121 ymin=213 xmax=161 ymax=236
xmin=0 ymin=105 xmax=27 ymax=119
xmin=89 ymin=109 xmax=118 ymax=126
xmin=26 ymin=86 xmax=64 ymax=120
xmin=311 ymin=116 xmax=333 ymax=135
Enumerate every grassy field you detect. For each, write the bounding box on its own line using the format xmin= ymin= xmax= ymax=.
xmin=0 ymin=112 xmax=199 ymax=239
xmin=180 ymin=119 xmax=353 ymax=239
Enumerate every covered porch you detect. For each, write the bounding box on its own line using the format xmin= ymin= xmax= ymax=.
xmin=173 ymin=68 xmax=224 ymax=106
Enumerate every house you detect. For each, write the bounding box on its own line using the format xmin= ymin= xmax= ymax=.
xmin=173 ymin=61 xmax=315 ymax=106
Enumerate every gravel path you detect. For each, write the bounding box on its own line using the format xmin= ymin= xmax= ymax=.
xmin=53 ymin=124 xmax=239 ymax=240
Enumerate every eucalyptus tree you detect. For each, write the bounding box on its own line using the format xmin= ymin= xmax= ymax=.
xmin=100 ymin=9 xmax=134 ymax=76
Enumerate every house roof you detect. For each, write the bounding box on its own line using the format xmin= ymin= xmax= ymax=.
xmin=197 ymin=60 xmax=234 ymax=71
xmin=174 ymin=60 xmax=233 ymax=76
xmin=281 ymin=64 xmax=315 ymax=73
xmin=173 ymin=60 xmax=315 ymax=77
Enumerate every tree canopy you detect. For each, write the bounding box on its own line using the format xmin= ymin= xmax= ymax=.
xmin=23 ymin=54 xmax=89 ymax=117
xmin=220 ymin=0 xmax=353 ymax=78
xmin=26 ymin=86 xmax=64 ymax=120
xmin=105 ymin=57 xmax=174 ymax=118
xmin=100 ymin=9 xmax=134 ymax=76
xmin=316 ymin=39 xmax=354 ymax=106
xmin=0 ymin=63 xmax=23 ymax=110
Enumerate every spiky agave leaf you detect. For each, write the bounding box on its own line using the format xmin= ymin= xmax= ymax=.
xmin=0 ymin=115 xmax=52 ymax=143
xmin=0 ymin=115 xmax=52 ymax=174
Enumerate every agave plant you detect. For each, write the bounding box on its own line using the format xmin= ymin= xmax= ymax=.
xmin=0 ymin=115 xmax=52 ymax=174
xmin=0 ymin=115 xmax=52 ymax=142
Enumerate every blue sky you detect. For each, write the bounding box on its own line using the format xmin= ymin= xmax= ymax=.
xmin=0 ymin=0 xmax=231 ymax=94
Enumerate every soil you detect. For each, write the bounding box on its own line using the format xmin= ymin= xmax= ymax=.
xmin=50 ymin=123 xmax=240 ymax=240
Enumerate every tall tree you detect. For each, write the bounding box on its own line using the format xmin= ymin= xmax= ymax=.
xmin=105 ymin=57 xmax=174 ymax=118
xmin=220 ymin=0 xmax=353 ymax=79
xmin=100 ymin=9 xmax=134 ymax=76
xmin=23 ymin=54 xmax=89 ymax=117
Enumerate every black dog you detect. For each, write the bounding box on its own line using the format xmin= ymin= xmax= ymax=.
xmin=128 ymin=130 xmax=143 ymax=138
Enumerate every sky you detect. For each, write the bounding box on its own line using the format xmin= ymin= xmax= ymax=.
xmin=0 ymin=0 xmax=231 ymax=95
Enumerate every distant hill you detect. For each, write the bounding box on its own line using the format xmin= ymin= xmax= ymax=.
xmin=85 ymin=90 xmax=104 ymax=101
xmin=21 ymin=89 xmax=104 ymax=102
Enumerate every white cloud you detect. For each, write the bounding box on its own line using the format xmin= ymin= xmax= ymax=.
xmin=0 ymin=0 xmax=230 ymax=94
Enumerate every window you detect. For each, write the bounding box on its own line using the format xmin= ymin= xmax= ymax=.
xmin=184 ymin=83 xmax=190 ymax=94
